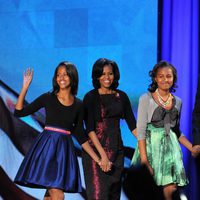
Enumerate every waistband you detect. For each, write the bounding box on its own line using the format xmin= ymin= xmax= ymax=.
xmin=44 ymin=126 xmax=71 ymax=135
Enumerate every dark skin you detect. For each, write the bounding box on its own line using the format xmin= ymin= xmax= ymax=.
xmin=16 ymin=68 xmax=106 ymax=200
xmin=87 ymin=65 xmax=137 ymax=173
xmin=139 ymin=66 xmax=200 ymax=200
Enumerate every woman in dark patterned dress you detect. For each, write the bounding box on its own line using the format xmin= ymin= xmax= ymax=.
xmin=14 ymin=62 xmax=102 ymax=200
xmin=132 ymin=61 xmax=200 ymax=200
xmin=82 ymin=58 xmax=137 ymax=200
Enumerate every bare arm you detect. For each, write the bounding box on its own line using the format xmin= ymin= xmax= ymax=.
xmin=15 ymin=68 xmax=34 ymax=110
xmin=138 ymin=139 xmax=154 ymax=175
xmin=179 ymin=136 xmax=200 ymax=157
xmin=81 ymin=141 xmax=101 ymax=164
xmin=132 ymin=128 xmax=137 ymax=137
xmin=178 ymin=136 xmax=192 ymax=151
xmin=136 ymin=94 xmax=154 ymax=174
xmin=88 ymin=131 xmax=112 ymax=172
xmin=83 ymin=93 xmax=111 ymax=172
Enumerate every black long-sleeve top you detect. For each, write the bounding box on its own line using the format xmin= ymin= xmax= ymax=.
xmin=83 ymin=89 xmax=136 ymax=134
xmin=14 ymin=92 xmax=87 ymax=145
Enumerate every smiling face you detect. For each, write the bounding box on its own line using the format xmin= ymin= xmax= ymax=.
xmin=155 ymin=66 xmax=174 ymax=91
xmin=56 ymin=66 xmax=71 ymax=90
xmin=98 ymin=65 xmax=114 ymax=90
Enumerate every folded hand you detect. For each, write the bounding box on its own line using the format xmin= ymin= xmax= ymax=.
xmin=97 ymin=156 xmax=112 ymax=172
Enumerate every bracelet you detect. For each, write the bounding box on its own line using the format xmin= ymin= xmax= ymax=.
xmin=96 ymin=158 xmax=101 ymax=164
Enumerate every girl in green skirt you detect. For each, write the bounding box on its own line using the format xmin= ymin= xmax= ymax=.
xmin=132 ymin=61 xmax=200 ymax=200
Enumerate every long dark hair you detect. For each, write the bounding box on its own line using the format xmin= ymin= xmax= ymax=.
xmin=92 ymin=58 xmax=120 ymax=89
xmin=52 ymin=61 xmax=78 ymax=95
xmin=148 ymin=60 xmax=177 ymax=92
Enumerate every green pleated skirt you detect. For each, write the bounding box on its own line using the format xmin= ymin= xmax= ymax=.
xmin=131 ymin=124 xmax=188 ymax=186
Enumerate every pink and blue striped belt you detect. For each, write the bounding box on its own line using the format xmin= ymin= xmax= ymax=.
xmin=44 ymin=126 xmax=71 ymax=135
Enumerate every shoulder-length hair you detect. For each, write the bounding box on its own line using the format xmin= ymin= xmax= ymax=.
xmin=148 ymin=60 xmax=177 ymax=92
xmin=52 ymin=61 xmax=78 ymax=95
xmin=92 ymin=58 xmax=120 ymax=89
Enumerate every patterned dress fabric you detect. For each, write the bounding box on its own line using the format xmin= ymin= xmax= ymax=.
xmin=82 ymin=90 xmax=136 ymax=200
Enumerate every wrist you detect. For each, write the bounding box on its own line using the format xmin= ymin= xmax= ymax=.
xmin=141 ymin=159 xmax=149 ymax=165
xmin=22 ymin=86 xmax=29 ymax=92
xmin=100 ymin=152 xmax=108 ymax=159
xmin=187 ymin=144 xmax=193 ymax=152
xmin=95 ymin=157 xmax=101 ymax=164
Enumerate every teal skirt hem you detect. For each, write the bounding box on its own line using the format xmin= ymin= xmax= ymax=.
xmin=131 ymin=124 xmax=188 ymax=186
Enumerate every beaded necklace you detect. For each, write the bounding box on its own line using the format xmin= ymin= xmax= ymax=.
xmin=156 ymin=88 xmax=171 ymax=107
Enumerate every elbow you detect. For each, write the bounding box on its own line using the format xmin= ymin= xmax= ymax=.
xmin=13 ymin=109 xmax=23 ymax=117
xmin=81 ymin=141 xmax=86 ymax=147
xmin=132 ymin=128 xmax=137 ymax=137
xmin=178 ymin=134 xmax=185 ymax=142
xmin=137 ymin=134 xmax=146 ymax=141
xmin=13 ymin=109 xmax=19 ymax=117
xmin=79 ymin=137 xmax=89 ymax=146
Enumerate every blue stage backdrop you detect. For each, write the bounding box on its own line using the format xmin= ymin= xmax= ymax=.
xmin=160 ymin=1 xmax=199 ymax=199
xmin=0 ymin=0 xmax=158 ymax=199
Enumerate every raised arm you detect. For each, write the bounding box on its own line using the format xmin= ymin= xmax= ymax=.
xmin=15 ymin=68 xmax=34 ymax=110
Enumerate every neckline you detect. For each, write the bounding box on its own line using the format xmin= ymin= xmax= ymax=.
xmin=97 ymin=88 xmax=117 ymax=95
xmin=55 ymin=95 xmax=75 ymax=107
xmin=149 ymin=92 xmax=175 ymax=111
xmin=97 ymin=89 xmax=117 ymax=96
xmin=99 ymin=93 xmax=116 ymax=96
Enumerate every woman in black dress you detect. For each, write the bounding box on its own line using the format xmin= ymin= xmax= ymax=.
xmin=14 ymin=62 xmax=102 ymax=200
xmin=82 ymin=58 xmax=137 ymax=200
